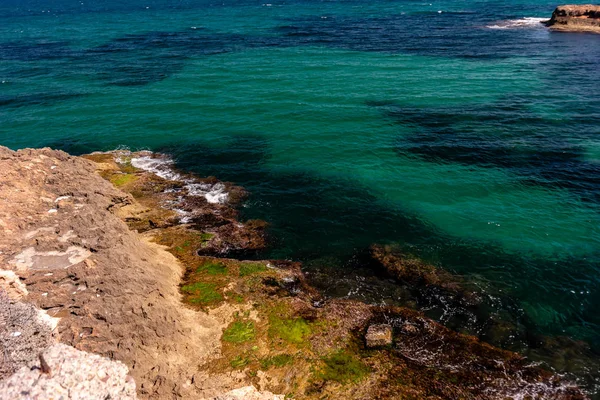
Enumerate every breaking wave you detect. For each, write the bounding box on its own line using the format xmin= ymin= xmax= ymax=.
xmin=486 ymin=17 xmax=548 ymax=30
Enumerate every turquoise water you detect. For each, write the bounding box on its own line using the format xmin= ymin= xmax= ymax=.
xmin=1 ymin=0 xmax=600 ymax=391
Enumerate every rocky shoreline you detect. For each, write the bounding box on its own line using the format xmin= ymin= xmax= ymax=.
xmin=545 ymin=4 xmax=600 ymax=33
xmin=0 ymin=147 xmax=590 ymax=399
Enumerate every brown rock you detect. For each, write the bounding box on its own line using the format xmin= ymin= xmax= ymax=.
xmin=365 ymin=324 xmax=393 ymax=347
xmin=546 ymin=4 xmax=600 ymax=33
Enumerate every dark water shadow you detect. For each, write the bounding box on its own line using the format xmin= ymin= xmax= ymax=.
xmin=0 ymin=92 xmax=86 ymax=109
xmin=367 ymin=99 xmax=600 ymax=204
xmin=272 ymin=12 xmax=550 ymax=59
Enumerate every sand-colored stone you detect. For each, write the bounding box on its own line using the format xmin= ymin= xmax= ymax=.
xmin=0 ymin=147 xmax=246 ymax=398
xmin=546 ymin=4 xmax=600 ymax=33
xmin=365 ymin=324 xmax=393 ymax=347
xmin=0 ymin=343 xmax=136 ymax=400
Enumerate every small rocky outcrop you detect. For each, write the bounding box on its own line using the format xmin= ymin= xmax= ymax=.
xmin=365 ymin=324 xmax=393 ymax=348
xmin=546 ymin=4 xmax=600 ymax=33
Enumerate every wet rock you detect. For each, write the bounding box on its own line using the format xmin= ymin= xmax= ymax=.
xmin=370 ymin=244 xmax=460 ymax=288
xmin=365 ymin=324 xmax=393 ymax=347
xmin=400 ymin=322 xmax=419 ymax=335
xmin=546 ymin=5 xmax=600 ymax=33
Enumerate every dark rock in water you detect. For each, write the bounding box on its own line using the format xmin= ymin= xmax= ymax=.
xmin=399 ymin=322 xmax=419 ymax=335
xmin=546 ymin=5 xmax=600 ymax=33
xmin=365 ymin=324 xmax=393 ymax=347
xmin=370 ymin=244 xmax=472 ymax=297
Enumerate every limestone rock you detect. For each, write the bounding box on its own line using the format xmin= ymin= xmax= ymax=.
xmin=546 ymin=4 xmax=600 ymax=33
xmin=0 ymin=270 xmax=27 ymax=300
xmin=0 ymin=343 xmax=136 ymax=400
xmin=365 ymin=324 xmax=393 ymax=347
xmin=209 ymin=386 xmax=284 ymax=400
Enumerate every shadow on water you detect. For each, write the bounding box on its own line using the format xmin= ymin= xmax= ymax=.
xmin=367 ymin=99 xmax=600 ymax=204
xmin=0 ymin=9 xmax=555 ymax=91
xmin=0 ymin=92 xmax=86 ymax=109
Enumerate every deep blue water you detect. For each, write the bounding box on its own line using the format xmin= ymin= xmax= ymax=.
xmin=1 ymin=0 xmax=600 ymax=394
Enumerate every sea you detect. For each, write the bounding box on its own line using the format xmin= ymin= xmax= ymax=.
xmin=1 ymin=0 xmax=599 ymax=395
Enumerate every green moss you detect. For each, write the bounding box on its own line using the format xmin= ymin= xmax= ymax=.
xmin=232 ymin=294 xmax=245 ymax=303
xmin=269 ymin=315 xmax=311 ymax=344
xmin=230 ymin=355 xmax=251 ymax=369
xmin=175 ymin=241 xmax=192 ymax=253
xmin=239 ymin=263 xmax=267 ymax=277
xmin=318 ymin=350 xmax=369 ymax=384
xmin=223 ymin=320 xmax=256 ymax=343
xmin=199 ymin=232 xmax=214 ymax=241
xmin=110 ymin=173 xmax=137 ymax=187
xmin=119 ymin=160 xmax=137 ymax=174
xmin=196 ymin=261 xmax=228 ymax=275
xmin=259 ymin=354 xmax=294 ymax=369
xmin=181 ymin=282 xmax=223 ymax=305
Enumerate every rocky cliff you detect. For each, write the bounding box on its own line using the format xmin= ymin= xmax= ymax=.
xmin=546 ymin=4 xmax=600 ymax=33
xmin=0 ymin=147 xmax=272 ymax=399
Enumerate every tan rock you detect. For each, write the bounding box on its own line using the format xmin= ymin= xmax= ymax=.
xmin=0 ymin=343 xmax=137 ymax=400
xmin=546 ymin=4 xmax=600 ymax=33
xmin=208 ymin=385 xmax=284 ymax=400
xmin=365 ymin=324 xmax=393 ymax=347
xmin=0 ymin=269 xmax=28 ymax=300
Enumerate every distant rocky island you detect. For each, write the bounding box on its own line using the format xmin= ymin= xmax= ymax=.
xmin=546 ymin=4 xmax=600 ymax=33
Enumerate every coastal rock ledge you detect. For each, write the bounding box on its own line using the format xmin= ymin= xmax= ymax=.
xmin=546 ymin=4 xmax=600 ymax=33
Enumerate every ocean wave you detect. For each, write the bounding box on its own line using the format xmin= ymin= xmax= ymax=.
xmin=130 ymin=154 xmax=182 ymax=181
xmin=185 ymin=182 xmax=228 ymax=204
xmin=127 ymin=152 xmax=229 ymax=205
xmin=486 ymin=17 xmax=547 ymax=30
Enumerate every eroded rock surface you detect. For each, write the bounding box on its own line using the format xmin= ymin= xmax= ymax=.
xmin=0 ymin=147 xmax=248 ymax=398
xmin=546 ymin=4 xmax=600 ymax=33
xmin=0 ymin=343 xmax=136 ymax=400
xmin=208 ymin=385 xmax=284 ymax=400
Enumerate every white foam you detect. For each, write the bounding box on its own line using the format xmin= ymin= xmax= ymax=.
xmin=185 ymin=182 xmax=229 ymax=204
xmin=130 ymin=154 xmax=229 ymax=204
xmin=130 ymin=155 xmax=183 ymax=181
xmin=173 ymin=208 xmax=193 ymax=224
xmin=487 ymin=17 xmax=547 ymax=30
xmin=483 ymin=377 xmax=582 ymax=400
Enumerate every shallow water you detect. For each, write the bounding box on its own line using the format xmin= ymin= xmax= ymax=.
xmin=1 ymin=0 xmax=599 ymax=394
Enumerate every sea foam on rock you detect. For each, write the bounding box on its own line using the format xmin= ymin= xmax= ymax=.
xmin=129 ymin=152 xmax=229 ymax=204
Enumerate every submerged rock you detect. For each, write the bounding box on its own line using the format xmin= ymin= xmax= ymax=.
xmin=546 ymin=5 xmax=600 ymax=33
